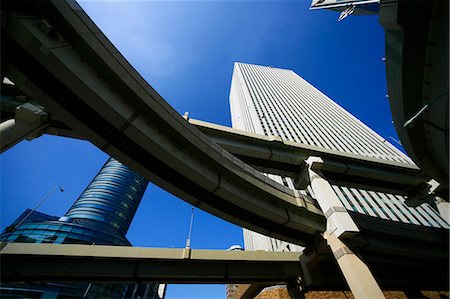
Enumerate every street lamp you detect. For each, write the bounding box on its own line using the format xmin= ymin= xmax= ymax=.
xmin=8 ymin=185 xmax=64 ymax=233
xmin=185 ymin=206 xmax=195 ymax=249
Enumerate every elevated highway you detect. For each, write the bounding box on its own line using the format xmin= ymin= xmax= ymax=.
xmin=1 ymin=0 xmax=449 ymax=293
xmin=188 ymin=118 xmax=429 ymax=196
xmin=0 ymin=243 xmax=303 ymax=284
xmin=3 ymin=93 xmax=447 ymax=285
xmin=0 ymin=91 xmax=430 ymax=196
xmin=1 ymin=221 xmax=448 ymax=289
xmin=380 ymin=0 xmax=449 ymax=198
xmin=1 ymin=0 xmax=446 ymax=248
xmin=2 ymin=0 xmax=325 ymax=246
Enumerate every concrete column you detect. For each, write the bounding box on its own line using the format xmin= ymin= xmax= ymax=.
xmin=324 ymin=232 xmax=385 ymax=299
xmin=304 ymin=157 xmax=359 ymax=238
xmin=305 ymin=157 xmax=385 ymax=299
xmin=0 ymin=102 xmax=48 ymax=153
xmin=299 ymin=236 xmax=329 ymax=288
xmin=286 ymin=278 xmax=305 ymax=299
xmin=436 ymin=200 xmax=450 ymax=223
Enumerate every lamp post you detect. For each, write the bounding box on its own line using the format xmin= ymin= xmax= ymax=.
xmin=185 ymin=207 xmax=195 ymax=249
xmin=10 ymin=185 xmax=64 ymax=232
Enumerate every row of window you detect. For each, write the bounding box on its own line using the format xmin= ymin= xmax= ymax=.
xmin=1 ymin=276 xmax=128 ymax=298
xmin=1 ymin=221 xmax=129 ymax=245
xmin=65 ymin=158 xmax=147 ymax=235
xmin=235 ymin=63 xmax=412 ymax=164
xmin=332 ymin=184 xmax=449 ymax=228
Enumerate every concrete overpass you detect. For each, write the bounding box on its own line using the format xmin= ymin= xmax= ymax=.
xmin=3 ymin=93 xmax=447 ymax=288
xmin=0 ymin=243 xmax=303 ymax=284
xmin=380 ymin=0 xmax=449 ymax=199
xmin=1 ymin=89 xmax=430 ymax=197
xmin=188 ymin=118 xmax=429 ymax=196
xmin=2 ymin=0 xmax=325 ymax=246
xmin=1 ymin=0 xmax=449 ymax=295
xmin=3 ymin=92 xmax=448 ymax=291
xmin=1 ymin=224 xmax=448 ymax=290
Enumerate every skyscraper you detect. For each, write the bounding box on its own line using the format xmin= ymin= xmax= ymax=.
xmin=229 ymin=62 xmax=448 ymax=275
xmin=1 ymin=158 xmax=164 ymax=298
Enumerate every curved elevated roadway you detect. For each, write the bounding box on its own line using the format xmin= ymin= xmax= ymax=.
xmin=380 ymin=0 xmax=449 ymax=198
xmin=2 ymin=0 xmax=324 ymax=246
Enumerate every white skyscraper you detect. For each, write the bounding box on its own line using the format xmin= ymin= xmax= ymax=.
xmin=229 ymin=62 xmax=449 ymax=253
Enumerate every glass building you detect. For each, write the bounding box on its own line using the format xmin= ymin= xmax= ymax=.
xmin=1 ymin=158 xmax=164 ymax=298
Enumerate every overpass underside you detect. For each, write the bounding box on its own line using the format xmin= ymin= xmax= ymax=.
xmin=0 ymin=243 xmax=303 ymax=284
xmin=380 ymin=0 xmax=449 ymax=198
xmin=1 ymin=235 xmax=447 ymax=290
xmin=1 ymin=0 xmax=325 ymax=247
xmin=1 ymin=0 xmax=449 ymax=296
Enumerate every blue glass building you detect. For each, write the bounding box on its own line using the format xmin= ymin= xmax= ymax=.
xmin=1 ymin=158 xmax=163 ymax=298
xmin=64 ymin=158 xmax=147 ymax=237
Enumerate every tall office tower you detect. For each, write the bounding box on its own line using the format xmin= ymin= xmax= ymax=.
xmin=0 ymin=158 xmax=164 ymax=299
xmin=229 ymin=62 xmax=449 ymax=253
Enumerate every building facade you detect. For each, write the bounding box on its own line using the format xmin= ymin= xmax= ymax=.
xmin=229 ymin=61 xmax=449 ymax=254
xmin=0 ymin=158 xmax=164 ymax=298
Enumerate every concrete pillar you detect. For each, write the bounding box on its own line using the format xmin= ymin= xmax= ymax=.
xmin=304 ymin=157 xmax=359 ymax=238
xmin=299 ymin=236 xmax=329 ymax=288
xmin=436 ymin=200 xmax=450 ymax=223
xmin=286 ymin=278 xmax=305 ymax=299
xmin=324 ymin=232 xmax=385 ymax=299
xmin=0 ymin=102 xmax=48 ymax=153
xmin=305 ymin=157 xmax=385 ymax=299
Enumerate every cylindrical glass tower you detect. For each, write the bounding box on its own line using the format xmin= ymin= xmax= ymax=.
xmin=65 ymin=158 xmax=148 ymax=236
xmin=0 ymin=158 xmax=159 ymax=298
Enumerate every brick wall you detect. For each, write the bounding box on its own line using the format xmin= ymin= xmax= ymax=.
xmin=226 ymin=284 xmax=449 ymax=299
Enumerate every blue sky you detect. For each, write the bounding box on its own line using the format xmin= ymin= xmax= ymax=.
xmin=1 ymin=1 xmax=401 ymax=298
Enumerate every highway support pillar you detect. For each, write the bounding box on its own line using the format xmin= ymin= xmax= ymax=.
xmin=299 ymin=235 xmax=329 ymax=288
xmin=436 ymin=200 xmax=450 ymax=223
xmin=287 ymin=278 xmax=305 ymax=299
xmin=304 ymin=157 xmax=385 ymax=299
xmin=0 ymin=102 xmax=48 ymax=153
xmin=323 ymin=232 xmax=385 ymax=299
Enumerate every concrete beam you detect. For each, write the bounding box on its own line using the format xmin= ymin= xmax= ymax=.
xmin=1 ymin=243 xmax=302 ymax=284
xmin=190 ymin=118 xmax=429 ymax=195
xmin=0 ymin=102 xmax=48 ymax=152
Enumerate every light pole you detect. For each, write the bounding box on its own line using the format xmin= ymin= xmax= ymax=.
xmin=10 ymin=185 xmax=64 ymax=232
xmin=185 ymin=207 xmax=195 ymax=249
